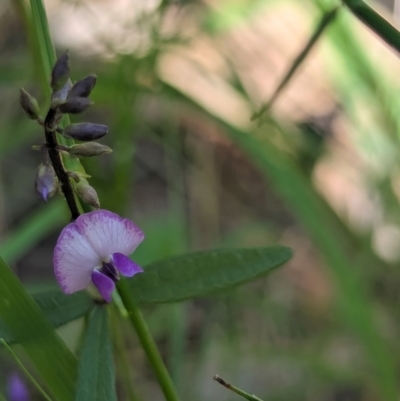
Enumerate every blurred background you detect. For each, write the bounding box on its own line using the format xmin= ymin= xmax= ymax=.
xmin=2 ymin=0 xmax=400 ymax=400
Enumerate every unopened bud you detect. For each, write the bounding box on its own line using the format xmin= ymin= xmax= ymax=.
xmin=59 ymin=97 xmax=92 ymax=114
xmin=20 ymin=88 xmax=40 ymax=119
xmin=63 ymin=123 xmax=108 ymax=141
xmin=75 ymin=178 xmax=100 ymax=209
xmin=51 ymin=80 xmax=72 ymax=107
xmin=51 ymin=51 xmax=70 ymax=92
xmin=35 ymin=163 xmax=58 ymax=201
xmin=68 ymin=75 xmax=97 ymax=98
xmin=69 ymin=142 xmax=112 ymax=157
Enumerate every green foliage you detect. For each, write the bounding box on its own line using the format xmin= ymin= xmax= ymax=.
xmin=0 ymin=256 xmax=76 ymax=401
xmin=6 ymin=0 xmax=400 ymax=399
xmin=130 ymin=247 xmax=292 ymax=303
xmin=75 ymin=306 xmax=117 ymax=401
xmin=0 ymin=290 xmax=93 ymax=344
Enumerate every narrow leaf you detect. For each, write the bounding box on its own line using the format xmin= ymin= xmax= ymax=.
xmin=0 ymin=290 xmax=94 ymax=345
xmin=75 ymin=306 xmax=117 ymax=401
xmin=129 ymin=246 xmax=292 ymax=303
xmin=0 ymin=256 xmax=77 ymax=401
xmin=34 ymin=290 xmax=94 ymax=328
xmin=29 ymin=0 xmax=56 ymax=85
xmin=343 ymin=0 xmax=400 ymax=53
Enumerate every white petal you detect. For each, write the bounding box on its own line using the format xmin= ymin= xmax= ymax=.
xmin=75 ymin=210 xmax=144 ymax=259
xmin=54 ymin=221 xmax=100 ymax=294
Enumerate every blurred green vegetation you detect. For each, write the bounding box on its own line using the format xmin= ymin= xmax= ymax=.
xmin=2 ymin=0 xmax=400 ymax=400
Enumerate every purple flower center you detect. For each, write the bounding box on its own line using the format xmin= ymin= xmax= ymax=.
xmin=101 ymin=261 xmax=120 ymax=282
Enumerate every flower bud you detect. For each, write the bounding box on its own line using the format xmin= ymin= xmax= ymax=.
xmin=69 ymin=142 xmax=112 ymax=157
xmin=75 ymin=178 xmax=100 ymax=209
xmin=63 ymin=123 xmax=108 ymax=141
xmin=35 ymin=163 xmax=58 ymax=201
xmin=20 ymin=88 xmax=40 ymax=120
xmin=51 ymin=51 xmax=70 ymax=92
xmin=51 ymin=79 xmax=72 ymax=107
xmin=68 ymin=74 xmax=97 ymax=98
xmin=59 ymin=97 xmax=92 ymax=114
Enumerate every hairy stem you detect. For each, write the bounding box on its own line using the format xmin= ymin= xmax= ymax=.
xmin=44 ymin=107 xmax=80 ymax=220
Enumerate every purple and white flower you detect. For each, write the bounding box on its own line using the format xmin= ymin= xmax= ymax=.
xmin=54 ymin=210 xmax=144 ymax=302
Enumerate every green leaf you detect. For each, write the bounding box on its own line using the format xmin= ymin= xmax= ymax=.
xmin=130 ymin=246 xmax=292 ymax=303
xmin=0 ymin=290 xmax=94 ymax=344
xmin=34 ymin=290 xmax=94 ymax=328
xmin=0 ymin=256 xmax=77 ymax=401
xmin=342 ymin=0 xmax=400 ymax=53
xmin=29 ymin=0 xmax=56 ymax=87
xmin=75 ymin=306 xmax=117 ymax=401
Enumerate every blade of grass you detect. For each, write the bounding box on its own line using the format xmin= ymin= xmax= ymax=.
xmin=1 ymin=339 xmax=53 ymax=401
xmin=0 ymin=256 xmax=77 ymax=401
xmin=252 ymin=6 xmax=340 ymax=120
xmin=29 ymin=0 xmax=56 ymax=86
xmin=315 ymin=0 xmax=400 ymax=140
xmin=11 ymin=0 xmax=48 ymax=91
xmin=342 ymin=0 xmax=400 ymax=53
xmin=28 ymin=0 xmax=87 ymax=174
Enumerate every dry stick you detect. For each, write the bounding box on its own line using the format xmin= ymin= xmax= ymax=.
xmin=213 ymin=375 xmax=264 ymax=401
xmin=251 ymin=6 xmax=340 ymax=122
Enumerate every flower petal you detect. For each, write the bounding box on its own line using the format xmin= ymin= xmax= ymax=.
xmin=54 ymin=222 xmax=100 ymax=294
xmin=112 ymin=252 xmax=143 ymax=277
xmin=75 ymin=210 xmax=144 ymax=259
xmin=91 ymin=270 xmax=115 ymax=302
xmin=7 ymin=373 xmax=30 ymax=401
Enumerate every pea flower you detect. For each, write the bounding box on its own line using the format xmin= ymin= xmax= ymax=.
xmin=7 ymin=373 xmax=30 ymax=401
xmin=54 ymin=210 xmax=144 ymax=302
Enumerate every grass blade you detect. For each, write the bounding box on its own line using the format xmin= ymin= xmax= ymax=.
xmin=0 ymin=290 xmax=94 ymax=345
xmin=252 ymin=6 xmax=339 ymax=120
xmin=0 ymin=256 xmax=77 ymax=401
xmin=343 ymin=0 xmax=400 ymax=53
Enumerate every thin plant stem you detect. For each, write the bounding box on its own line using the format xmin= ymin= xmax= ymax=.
xmin=1 ymin=340 xmax=53 ymax=401
xmin=117 ymin=279 xmax=181 ymax=401
xmin=213 ymin=375 xmax=264 ymax=401
xmin=251 ymin=6 xmax=339 ymax=121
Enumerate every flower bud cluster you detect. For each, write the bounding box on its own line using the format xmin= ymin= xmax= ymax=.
xmin=20 ymin=52 xmax=112 ymax=210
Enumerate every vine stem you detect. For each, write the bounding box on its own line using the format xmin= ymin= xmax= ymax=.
xmin=117 ymin=279 xmax=181 ymax=401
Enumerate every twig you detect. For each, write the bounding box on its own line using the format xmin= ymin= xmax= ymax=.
xmin=213 ymin=375 xmax=264 ymax=401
